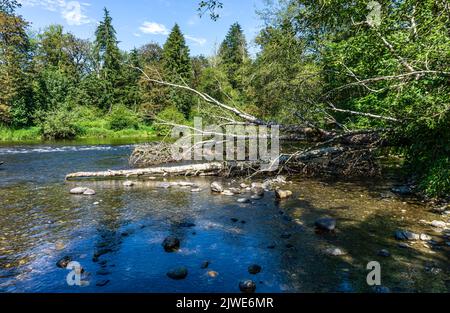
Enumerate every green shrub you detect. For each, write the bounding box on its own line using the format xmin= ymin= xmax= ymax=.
xmin=107 ymin=105 xmax=141 ymax=131
xmin=153 ymin=106 xmax=187 ymax=136
xmin=40 ymin=108 xmax=82 ymax=140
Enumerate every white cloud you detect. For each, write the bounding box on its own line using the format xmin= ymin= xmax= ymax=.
xmin=19 ymin=0 xmax=91 ymax=26
xmin=185 ymin=35 xmax=207 ymax=46
xmin=139 ymin=22 xmax=169 ymax=35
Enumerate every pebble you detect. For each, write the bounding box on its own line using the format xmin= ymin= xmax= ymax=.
xmin=221 ymin=189 xmax=235 ymax=196
xmin=239 ymin=280 xmax=256 ymax=293
xmin=315 ymin=218 xmax=337 ymax=231
xmin=123 ymin=181 xmax=134 ymax=187
xmin=157 ymin=182 xmax=171 ymax=189
xmin=420 ymin=234 xmax=432 ymax=241
xmin=167 ymin=267 xmax=188 ymax=280
xmin=378 ymin=249 xmax=391 ymax=257
xmin=325 ymin=247 xmax=346 ymax=256
xmin=250 ymin=195 xmax=263 ymax=200
xmin=69 ymin=187 xmax=87 ymax=194
xmin=248 ymin=264 xmax=262 ymax=274
xmin=431 ymin=220 xmax=446 ymax=228
xmin=394 ymin=230 xmax=419 ymax=241
xmin=56 ymin=256 xmax=72 ymax=268
xmin=237 ymin=197 xmax=250 ymax=203
xmin=275 ymin=189 xmax=293 ymax=199
xmin=200 ymin=261 xmax=210 ymax=269
xmin=372 ymin=286 xmax=391 ymax=293
xmin=207 ymin=271 xmax=218 ymax=278
xmin=191 ymin=188 xmax=201 ymax=192
xmin=83 ymin=188 xmax=96 ymax=195
xmin=96 ymin=279 xmax=110 ymax=287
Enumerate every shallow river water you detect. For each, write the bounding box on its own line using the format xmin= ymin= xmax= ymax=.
xmin=0 ymin=141 xmax=449 ymax=293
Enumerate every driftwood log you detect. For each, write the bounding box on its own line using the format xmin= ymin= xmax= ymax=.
xmin=66 ymin=145 xmax=378 ymax=180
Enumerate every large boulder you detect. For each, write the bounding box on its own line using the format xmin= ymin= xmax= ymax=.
xmin=211 ymin=182 xmax=224 ymax=193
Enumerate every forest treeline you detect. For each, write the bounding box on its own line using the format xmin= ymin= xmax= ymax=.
xmin=0 ymin=0 xmax=449 ymax=197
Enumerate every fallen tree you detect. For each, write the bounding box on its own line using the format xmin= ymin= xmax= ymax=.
xmin=65 ymin=67 xmax=395 ymax=181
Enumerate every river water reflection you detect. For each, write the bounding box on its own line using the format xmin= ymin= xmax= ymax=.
xmin=0 ymin=142 xmax=448 ymax=292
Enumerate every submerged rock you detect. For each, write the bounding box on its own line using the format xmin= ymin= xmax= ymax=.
xmin=237 ymin=198 xmax=250 ymax=203
xmin=211 ymin=182 xmax=224 ymax=193
xmin=207 ymin=271 xmax=219 ymax=278
xmin=373 ymin=286 xmax=391 ymax=293
xmin=391 ymin=185 xmax=413 ymax=195
xmin=248 ymin=264 xmax=262 ymax=274
xmin=123 ymin=181 xmax=134 ymax=187
xmin=378 ymin=249 xmax=391 ymax=257
xmin=280 ymin=233 xmax=291 ymax=239
xmin=239 ymin=280 xmax=256 ymax=293
xmin=156 ymin=182 xmax=171 ymax=189
xmin=315 ymin=218 xmax=336 ymax=231
xmin=275 ymin=189 xmax=293 ymax=200
xmin=222 ymin=189 xmax=235 ymax=196
xmin=200 ymin=261 xmax=210 ymax=269
xmin=56 ymin=256 xmax=72 ymax=268
xmin=167 ymin=267 xmax=188 ymax=280
xmin=70 ymin=187 xmax=87 ymax=194
xmin=395 ymin=230 xmax=419 ymax=241
xmin=191 ymin=188 xmax=201 ymax=193
xmin=83 ymin=188 xmax=96 ymax=195
xmin=177 ymin=222 xmax=196 ymax=228
xmin=250 ymin=195 xmax=263 ymax=200
xmin=325 ymin=247 xmax=346 ymax=256
xmin=96 ymin=279 xmax=110 ymax=287
xmin=162 ymin=236 xmax=180 ymax=252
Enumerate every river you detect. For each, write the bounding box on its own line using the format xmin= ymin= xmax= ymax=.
xmin=0 ymin=140 xmax=448 ymax=292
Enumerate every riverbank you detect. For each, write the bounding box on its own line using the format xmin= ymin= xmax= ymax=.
xmin=0 ymin=125 xmax=158 ymax=142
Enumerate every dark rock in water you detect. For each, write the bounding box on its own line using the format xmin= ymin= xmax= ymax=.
xmin=280 ymin=233 xmax=291 ymax=239
xmin=178 ymin=222 xmax=196 ymax=228
xmin=315 ymin=218 xmax=336 ymax=231
xmin=397 ymin=242 xmax=410 ymax=249
xmin=378 ymin=249 xmax=391 ymax=257
xmin=267 ymin=245 xmax=276 ymax=249
xmin=200 ymin=261 xmax=210 ymax=269
xmin=372 ymin=286 xmax=391 ymax=293
xmin=241 ymin=220 xmax=246 ymax=224
xmin=239 ymin=280 xmax=256 ymax=293
xmin=391 ymin=185 xmax=412 ymax=195
xmin=286 ymin=243 xmax=294 ymax=249
xmin=56 ymin=256 xmax=72 ymax=268
xmin=96 ymin=279 xmax=110 ymax=287
xmin=96 ymin=269 xmax=111 ymax=276
xmin=248 ymin=264 xmax=262 ymax=274
xmin=394 ymin=230 xmax=419 ymax=241
xmin=230 ymin=218 xmax=239 ymax=223
xmin=162 ymin=236 xmax=180 ymax=252
xmin=94 ymin=248 xmax=113 ymax=258
xmin=167 ymin=267 xmax=188 ymax=280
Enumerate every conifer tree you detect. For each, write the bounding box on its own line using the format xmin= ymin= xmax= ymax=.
xmin=162 ymin=24 xmax=193 ymax=118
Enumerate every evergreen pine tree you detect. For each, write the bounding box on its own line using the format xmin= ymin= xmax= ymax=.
xmin=218 ymin=23 xmax=248 ymax=89
xmin=162 ymin=24 xmax=193 ymax=118
xmin=94 ymin=8 xmax=123 ymax=111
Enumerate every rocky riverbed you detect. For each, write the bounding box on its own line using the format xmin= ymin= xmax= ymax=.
xmin=0 ymin=143 xmax=449 ymax=292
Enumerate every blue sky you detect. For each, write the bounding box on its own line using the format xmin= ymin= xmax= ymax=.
xmin=17 ymin=0 xmax=266 ymax=56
